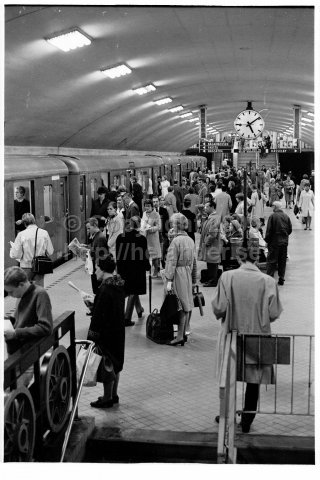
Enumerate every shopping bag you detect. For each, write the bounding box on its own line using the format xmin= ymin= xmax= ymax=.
xmin=146 ymin=309 xmax=174 ymax=344
xmin=76 ymin=345 xmax=102 ymax=387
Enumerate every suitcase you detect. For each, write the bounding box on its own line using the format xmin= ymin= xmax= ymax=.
xmin=146 ymin=309 xmax=174 ymax=344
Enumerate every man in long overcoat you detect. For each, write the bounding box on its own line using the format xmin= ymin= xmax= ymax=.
xmin=212 ymin=242 xmax=283 ymax=432
xmin=198 ymin=198 xmax=222 ymax=287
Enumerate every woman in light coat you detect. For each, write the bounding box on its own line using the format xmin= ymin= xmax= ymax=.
xmin=106 ymin=202 xmax=123 ymax=258
xmin=250 ymin=185 xmax=268 ymax=226
xmin=298 ymin=183 xmax=314 ymax=230
xmin=141 ymin=199 xmax=162 ymax=277
xmin=164 ymin=213 xmax=197 ymax=346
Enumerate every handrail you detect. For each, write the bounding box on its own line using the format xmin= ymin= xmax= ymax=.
xmin=60 ymin=339 xmax=95 ymax=462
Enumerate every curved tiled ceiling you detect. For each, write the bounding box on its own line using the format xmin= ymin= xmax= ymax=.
xmin=4 ymin=5 xmax=314 ymax=151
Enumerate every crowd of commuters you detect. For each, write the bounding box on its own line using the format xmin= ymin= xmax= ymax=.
xmin=5 ymin=162 xmax=314 ymax=417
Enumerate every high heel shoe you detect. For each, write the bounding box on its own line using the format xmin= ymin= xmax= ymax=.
xmin=137 ymin=308 xmax=144 ymax=318
xmin=167 ymin=338 xmax=185 ymax=346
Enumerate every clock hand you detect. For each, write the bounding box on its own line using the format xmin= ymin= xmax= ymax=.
xmin=247 ymin=116 xmax=261 ymax=126
xmin=246 ymin=122 xmax=254 ymax=133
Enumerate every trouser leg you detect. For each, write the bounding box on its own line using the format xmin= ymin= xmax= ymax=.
xmin=266 ymin=245 xmax=278 ymax=277
xmin=176 ymin=310 xmax=187 ymax=341
xmin=241 ymin=383 xmax=260 ymax=428
xmin=277 ymin=245 xmax=287 ymax=281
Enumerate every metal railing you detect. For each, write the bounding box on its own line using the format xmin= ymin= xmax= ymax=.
xmin=217 ymin=331 xmax=315 ymax=464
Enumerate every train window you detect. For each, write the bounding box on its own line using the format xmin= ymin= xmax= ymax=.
xmin=43 ymin=185 xmax=53 ymax=219
xmin=101 ymin=173 xmax=109 ymax=188
xmin=80 ymin=175 xmax=85 ymax=212
xmin=90 ymin=178 xmax=97 ymax=200
xmin=113 ymin=175 xmax=120 ymax=187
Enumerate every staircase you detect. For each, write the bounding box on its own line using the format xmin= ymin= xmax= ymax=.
xmin=259 ymin=152 xmax=278 ymax=170
xmin=237 ymin=151 xmax=257 ymax=169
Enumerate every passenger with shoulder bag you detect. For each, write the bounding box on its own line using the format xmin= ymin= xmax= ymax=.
xmin=31 ymin=228 xmax=53 ymax=275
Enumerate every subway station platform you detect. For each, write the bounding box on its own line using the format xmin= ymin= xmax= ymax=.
xmin=3 ymin=205 xmax=315 ymax=459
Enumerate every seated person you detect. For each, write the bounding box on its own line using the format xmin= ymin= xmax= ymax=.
xmin=249 ymin=217 xmax=267 ymax=262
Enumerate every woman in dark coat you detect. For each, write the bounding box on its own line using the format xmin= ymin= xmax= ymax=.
xmin=88 ymin=255 xmax=125 ymax=408
xmin=116 ymin=215 xmax=151 ymax=326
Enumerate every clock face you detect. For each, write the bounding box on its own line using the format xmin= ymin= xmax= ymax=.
xmin=234 ymin=109 xmax=265 ymax=139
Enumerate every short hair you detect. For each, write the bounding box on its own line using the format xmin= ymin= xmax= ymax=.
xmin=123 ymin=192 xmax=132 ymax=199
xmin=168 ymin=186 xmax=173 ymax=192
xmin=97 ymin=254 xmax=116 ymax=274
xmin=144 ymin=199 xmax=153 ymax=207
xmin=205 ymin=198 xmax=216 ymax=209
xmin=97 ymin=186 xmax=108 ymax=195
xmin=302 ymin=174 xmax=309 ymax=179
xmin=235 ymin=193 xmax=244 ymax=201
xmin=86 ymin=217 xmax=99 ymax=228
xmin=170 ymin=213 xmax=188 ymax=232
xmin=131 ymin=176 xmax=137 ymax=182
xmin=4 ymin=266 xmax=28 ymax=287
xmin=183 ymin=198 xmax=191 ymax=208
xmin=118 ymin=185 xmax=127 ymax=194
xmin=250 ymin=216 xmax=260 ymax=228
xmin=22 ymin=213 xmax=35 ymax=226
xmin=107 ymin=201 xmax=117 ymax=210
xmin=221 ymin=184 xmax=227 ymax=192
xmin=188 ymin=187 xmax=195 ymax=194
xmin=16 ymin=186 xmax=26 ymax=195
xmin=152 ymin=196 xmax=159 ymax=201
xmin=129 ymin=215 xmax=141 ymax=230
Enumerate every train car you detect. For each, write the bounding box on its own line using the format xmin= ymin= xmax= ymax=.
xmin=4 ymin=151 xmax=207 ymax=269
xmin=4 ymin=155 xmax=70 ymax=268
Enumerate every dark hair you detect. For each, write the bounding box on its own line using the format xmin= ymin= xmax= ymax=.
xmin=97 ymin=254 xmax=116 ymax=273
xmin=205 ymin=198 xmax=216 ymax=209
xmin=183 ymin=198 xmax=191 ymax=208
xmin=188 ymin=187 xmax=194 ymax=194
xmin=107 ymin=201 xmax=117 ymax=209
xmin=86 ymin=217 xmax=99 ymax=227
xmin=168 ymin=186 xmax=173 ymax=192
xmin=16 ymin=185 xmax=26 ymax=195
xmin=221 ymin=184 xmax=227 ymax=192
xmin=97 ymin=186 xmax=108 ymax=195
xmin=144 ymin=199 xmax=153 ymax=207
xmin=129 ymin=215 xmax=141 ymax=230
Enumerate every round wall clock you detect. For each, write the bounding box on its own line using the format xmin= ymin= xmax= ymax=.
xmin=234 ymin=109 xmax=265 ymax=139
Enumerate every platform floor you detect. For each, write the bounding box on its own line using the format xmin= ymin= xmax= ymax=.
xmin=4 ymin=205 xmax=315 ymax=440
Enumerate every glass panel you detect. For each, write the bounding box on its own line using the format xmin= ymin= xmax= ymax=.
xmin=43 ymin=185 xmax=53 ymax=219
xmin=101 ymin=173 xmax=109 ymax=188
xmin=90 ymin=178 xmax=97 ymax=200
xmin=80 ymin=176 xmax=85 ymax=212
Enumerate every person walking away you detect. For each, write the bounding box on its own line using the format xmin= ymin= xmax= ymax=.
xmin=265 ymin=201 xmax=292 ymax=286
xmin=86 ymin=217 xmax=109 ymax=294
xmin=116 ymin=216 xmax=151 ymax=326
xmin=87 ymin=255 xmax=125 ymax=409
xmin=298 ymin=182 xmax=314 ymax=230
xmin=164 ymin=186 xmax=178 ymax=219
xmin=214 ymin=184 xmax=232 ymax=221
xmin=14 ymin=186 xmax=30 ymax=234
xmin=173 ymin=180 xmax=183 ymax=212
xmin=90 ymin=186 xmax=110 ymax=231
xmin=198 ymin=199 xmax=222 ymax=287
xmin=164 ymin=213 xmax=197 ymax=345
xmin=123 ymin=192 xmax=140 ymax=226
xmin=181 ymin=198 xmax=197 ymax=242
xmin=157 ymin=196 xmax=170 ymax=268
xmin=212 ymin=240 xmax=283 ymax=433
xmin=141 ymin=200 xmax=161 ymax=278
xmin=105 ymin=201 xmax=123 ymax=258
xmin=10 ymin=213 xmax=54 ymax=287
xmin=130 ymin=176 xmax=144 ymax=217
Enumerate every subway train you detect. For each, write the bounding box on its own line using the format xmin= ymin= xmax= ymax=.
xmin=4 ymin=151 xmax=207 ymax=269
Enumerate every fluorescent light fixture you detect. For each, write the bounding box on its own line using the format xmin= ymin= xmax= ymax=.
xmin=46 ymin=28 xmax=91 ymax=52
xmin=301 ymin=117 xmax=312 ymax=123
xmin=188 ymin=118 xmax=198 ymax=122
xmin=180 ymin=112 xmax=192 ymax=118
xmin=307 ymin=112 xmax=314 ymax=117
xmin=153 ymin=97 xmax=172 ymax=105
xmin=133 ymin=84 xmax=156 ymax=95
xmin=168 ymin=105 xmax=184 ymax=113
xmin=101 ymin=64 xmax=132 ymax=79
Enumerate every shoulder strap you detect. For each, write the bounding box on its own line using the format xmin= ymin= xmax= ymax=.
xmin=34 ymin=228 xmax=39 ymax=258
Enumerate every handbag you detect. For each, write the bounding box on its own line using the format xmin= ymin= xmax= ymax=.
xmin=160 ymin=291 xmax=180 ymax=324
xmin=293 ymin=204 xmax=299 ymax=215
xmin=76 ymin=345 xmax=102 ymax=387
xmin=31 ymin=228 xmax=53 ymax=274
xmin=146 ymin=308 xmax=174 ymax=344
xmin=192 ymin=285 xmax=205 ymax=316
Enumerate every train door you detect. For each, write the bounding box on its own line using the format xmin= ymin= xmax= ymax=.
xmin=56 ymin=176 xmax=69 ymax=259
